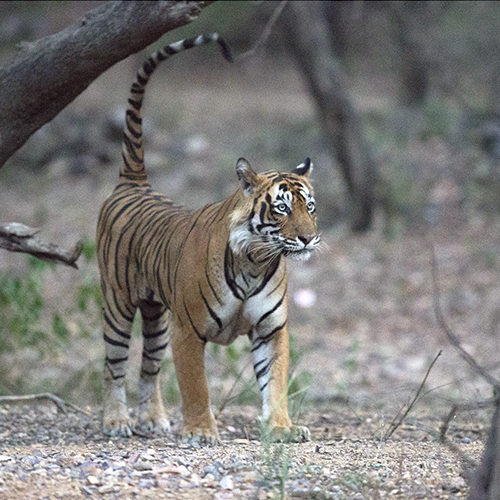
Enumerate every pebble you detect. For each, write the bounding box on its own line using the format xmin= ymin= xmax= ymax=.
xmin=87 ymin=475 xmax=100 ymax=486
xmin=97 ymin=484 xmax=114 ymax=494
xmin=220 ymin=475 xmax=234 ymax=490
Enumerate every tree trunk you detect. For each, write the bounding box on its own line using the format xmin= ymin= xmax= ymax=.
xmin=282 ymin=1 xmax=375 ymax=232
xmin=387 ymin=2 xmax=430 ymax=106
xmin=0 ymin=0 xmax=214 ymax=169
xmin=469 ymin=401 xmax=500 ymax=500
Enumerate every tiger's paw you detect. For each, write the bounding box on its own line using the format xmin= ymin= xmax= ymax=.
xmin=135 ymin=415 xmax=171 ymax=436
xmin=103 ymin=415 xmax=134 ymax=438
xmin=182 ymin=424 xmax=219 ymax=446
xmin=267 ymin=424 xmax=311 ymax=443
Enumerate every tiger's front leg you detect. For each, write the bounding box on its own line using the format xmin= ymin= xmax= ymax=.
xmin=251 ymin=323 xmax=311 ymax=443
xmin=171 ymin=317 xmax=219 ymax=444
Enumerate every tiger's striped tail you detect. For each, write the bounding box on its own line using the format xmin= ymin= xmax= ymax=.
xmin=120 ymin=33 xmax=233 ymax=183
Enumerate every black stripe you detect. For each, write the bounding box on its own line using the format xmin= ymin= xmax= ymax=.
xmin=143 ymin=326 xmax=168 ymax=339
xmin=106 ymin=356 xmax=128 ymax=365
xmin=224 ymin=243 xmax=245 ymax=300
xmin=163 ymin=45 xmax=178 ymax=56
xmin=103 ymin=333 xmax=129 ymax=349
xmin=184 ymin=300 xmax=206 ymax=342
xmin=146 ymin=340 xmax=169 ymax=354
xmin=248 ymin=255 xmax=281 ymax=298
xmin=251 ymin=321 xmax=287 ymax=352
xmin=141 ymin=367 xmax=161 ymax=377
xmin=123 ymin=134 xmax=142 ymax=163
xmin=253 ymin=359 xmax=266 ymax=371
xmin=126 ymin=109 xmax=142 ymax=125
xmin=143 ymin=57 xmax=157 ymax=75
xmin=199 ymin=284 xmax=222 ymax=329
xmin=104 ymin=312 xmax=131 ymax=339
xmin=257 ymin=289 xmax=286 ymax=326
xmin=259 ymin=201 xmax=267 ymax=223
xmin=127 ymin=97 xmax=141 ymax=111
xmin=266 ymin=273 xmax=286 ymax=298
xmin=142 ymin=351 xmax=162 ymax=362
xmin=255 ymin=360 xmax=272 ymax=380
xmin=183 ymin=37 xmax=196 ymax=49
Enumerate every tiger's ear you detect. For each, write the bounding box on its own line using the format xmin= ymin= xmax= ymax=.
xmin=236 ymin=158 xmax=259 ymax=195
xmin=293 ymin=157 xmax=313 ymax=178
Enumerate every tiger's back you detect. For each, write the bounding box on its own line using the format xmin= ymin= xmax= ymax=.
xmin=97 ymin=34 xmax=320 ymax=443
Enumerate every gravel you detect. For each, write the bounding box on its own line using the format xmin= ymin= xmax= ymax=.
xmin=0 ymin=402 xmax=487 ymax=499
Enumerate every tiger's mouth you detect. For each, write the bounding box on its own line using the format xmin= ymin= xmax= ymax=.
xmin=282 ymin=247 xmax=314 ymax=261
xmin=280 ymin=235 xmax=320 ymax=261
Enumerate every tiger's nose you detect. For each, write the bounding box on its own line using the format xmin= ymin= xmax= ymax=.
xmin=298 ymin=235 xmax=315 ymax=246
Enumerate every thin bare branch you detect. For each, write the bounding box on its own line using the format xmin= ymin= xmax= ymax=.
xmin=0 ymin=393 xmax=91 ymax=416
xmin=386 ymin=350 xmax=442 ymax=439
xmin=0 ymin=223 xmax=82 ymax=268
xmin=236 ymin=0 xmax=288 ymax=61
xmin=430 ymin=242 xmax=500 ymax=391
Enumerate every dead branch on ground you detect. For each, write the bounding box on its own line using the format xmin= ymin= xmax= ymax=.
xmin=0 ymin=393 xmax=91 ymax=416
xmin=0 ymin=223 xmax=82 ymax=268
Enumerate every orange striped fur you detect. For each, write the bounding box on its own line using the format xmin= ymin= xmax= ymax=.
xmin=97 ymin=34 xmax=319 ymax=443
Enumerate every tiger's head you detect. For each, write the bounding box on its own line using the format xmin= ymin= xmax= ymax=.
xmin=229 ymin=158 xmax=320 ymax=262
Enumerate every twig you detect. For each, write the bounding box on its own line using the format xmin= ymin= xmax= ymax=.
xmin=386 ymin=350 xmax=442 ymax=439
xmin=430 ymin=242 xmax=500 ymax=391
xmin=0 ymin=222 xmax=83 ymax=268
xmin=215 ymin=358 xmax=253 ymax=417
xmin=236 ymin=0 xmax=288 ymax=61
xmin=0 ymin=393 xmax=91 ymax=416
xmin=440 ymin=404 xmax=458 ymax=442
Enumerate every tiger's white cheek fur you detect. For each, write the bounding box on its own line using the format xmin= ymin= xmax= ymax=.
xmin=229 ymin=225 xmax=252 ymax=255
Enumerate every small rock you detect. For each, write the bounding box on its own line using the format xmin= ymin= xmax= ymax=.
xmin=220 ymin=475 xmax=234 ymax=490
xmin=133 ymin=460 xmax=153 ymax=471
xmin=233 ymin=439 xmax=249 ymax=445
xmin=97 ymin=484 xmax=114 ymax=494
xmin=87 ymin=475 xmax=101 ymax=486
xmin=190 ymin=473 xmax=201 ymax=487
xmin=128 ymin=452 xmax=141 ymax=464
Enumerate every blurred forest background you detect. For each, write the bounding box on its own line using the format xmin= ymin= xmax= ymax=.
xmin=1 ymin=0 xmax=500 ymax=423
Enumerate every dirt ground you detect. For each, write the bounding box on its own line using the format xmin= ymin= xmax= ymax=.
xmin=1 ymin=27 xmax=500 ymax=499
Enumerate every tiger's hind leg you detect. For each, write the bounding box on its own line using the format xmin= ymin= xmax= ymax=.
xmin=136 ymin=302 xmax=171 ymax=435
xmin=102 ymin=294 xmax=135 ymax=437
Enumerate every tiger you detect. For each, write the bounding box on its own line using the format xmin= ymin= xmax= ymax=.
xmin=96 ymin=33 xmax=320 ymax=444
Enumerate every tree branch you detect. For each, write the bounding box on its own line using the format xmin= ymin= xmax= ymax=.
xmin=0 ymin=1 xmax=215 ymax=168
xmin=0 ymin=392 xmax=91 ymax=416
xmin=0 ymin=223 xmax=83 ymax=268
xmin=430 ymin=242 xmax=500 ymax=391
